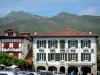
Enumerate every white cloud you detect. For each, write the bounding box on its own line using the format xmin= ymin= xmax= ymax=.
xmin=79 ymin=7 xmax=100 ymax=16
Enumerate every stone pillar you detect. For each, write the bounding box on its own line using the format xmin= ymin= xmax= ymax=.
xmin=78 ymin=67 xmax=81 ymax=75
xmin=91 ymin=65 xmax=97 ymax=75
xmin=65 ymin=65 xmax=68 ymax=74
xmin=57 ymin=66 xmax=59 ymax=72
xmin=45 ymin=65 xmax=48 ymax=71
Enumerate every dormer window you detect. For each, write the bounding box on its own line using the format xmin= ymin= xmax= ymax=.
xmin=8 ymin=32 xmax=13 ymax=36
xmin=4 ymin=29 xmax=18 ymax=36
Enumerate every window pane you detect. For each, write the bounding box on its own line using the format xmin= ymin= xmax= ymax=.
xmin=13 ymin=42 xmax=19 ymax=48
xmin=19 ymin=39 xmax=21 ymax=42
xmin=7 ymin=39 xmax=9 ymax=42
xmin=39 ymin=53 xmax=44 ymax=61
xmin=48 ymin=40 xmax=57 ymax=48
xmin=60 ymin=40 xmax=65 ymax=49
xmin=37 ymin=40 xmax=46 ymax=48
xmin=2 ymin=39 xmax=4 ymax=42
xmin=4 ymin=43 xmax=9 ymax=48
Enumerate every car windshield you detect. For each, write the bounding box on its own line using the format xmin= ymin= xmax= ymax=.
xmin=17 ymin=71 xmax=26 ymax=74
xmin=4 ymin=67 xmax=13 ymax=71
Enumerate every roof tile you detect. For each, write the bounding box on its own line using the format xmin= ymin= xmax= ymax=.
xmin=32 ymin=28 xmax=97 ymax=37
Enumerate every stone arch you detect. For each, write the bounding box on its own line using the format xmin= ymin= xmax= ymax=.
xmin=81 ymin=66 xmax=91 ymax=75
xmin=68 ymin=66 xmax=78 ymax=74
xmin=60 ymin=66 xmax=65 ymax=73
xmin=48 ymin=66 xmax=57 ymax=72
xmin=37 ymin=66 xmax=46 ymax=72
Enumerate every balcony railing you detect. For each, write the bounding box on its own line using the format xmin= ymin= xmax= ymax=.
xmin=0 ymin=47 xmax=21 ymax=52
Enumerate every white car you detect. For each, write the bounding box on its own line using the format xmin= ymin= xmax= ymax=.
xmin=4 ymin=67 xmax=20 ymax=72
xmin=0 ymin=71 xmax=18 ymax=75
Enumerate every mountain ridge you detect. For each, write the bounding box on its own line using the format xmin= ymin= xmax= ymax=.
xmin=0 ymin=11 xmax=100 ymax=35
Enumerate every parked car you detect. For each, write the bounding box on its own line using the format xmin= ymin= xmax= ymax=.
xmin=0 ymin=71 xmax=18 ymax=75
xmin=38 ymin=71 xmax=53 ymax=75
xmin=17 ymin=71 xmax=27 ymax=75
xmin=53 ymin=71 xmax=65 ymax=75
xmin=4 ymin=67 xmax=20 ymax=72
xmin=26 ymin=72 xmax=38 ymax=75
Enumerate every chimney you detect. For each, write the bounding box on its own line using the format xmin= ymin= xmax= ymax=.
xmin=34 ymin=32 xmax=37 ymax=35
xmin=89 ymin=32 xmax=92 ymax=34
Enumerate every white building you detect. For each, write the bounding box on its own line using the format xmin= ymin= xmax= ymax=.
xmin=0 ymin=29 xmax=33 ymax=59
xmin=32 ymin=28 xmax=98 ymax=75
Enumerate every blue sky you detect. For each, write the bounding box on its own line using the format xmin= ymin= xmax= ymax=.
xmin=0 ymin=0 xmax=100 ymax=17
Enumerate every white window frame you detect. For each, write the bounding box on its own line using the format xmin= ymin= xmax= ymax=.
xmin=14 ymin=39 xmax=16 ymax=42
xmin=19 ymin=39 xmax=21 ymax=42
xmin=83 ymin=40 xmax=88 ymax=47
xmin=70 ymin=53 xmax=76 ymax=61
xmin=50 ymin=53 xmax=55 ymax=61
xmin=13 ymin=33 xmax=16 ymax=36
xmin=48 ymin=40 xmax=56 ymax=48
xmin=83 ymin=53 xmax=89 ymax=61
xmin=70 ymin=40 xmax=76 ymax=47
xmin=60 ymin=53 xmax=65 ymax=60
xmin=39 ymin=53 xmax=44 ymax=61
xmin=7 ymin=39 xmax=9 ymax=42
xmin=38 ymin=40 xmax=46 ymax=48
xmin=2 ymin=39 xmax=4 ymax=42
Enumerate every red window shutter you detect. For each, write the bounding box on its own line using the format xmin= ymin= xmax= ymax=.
xmin=13 ymin=53 xmax=19 ymax=57
xmin=13 ymin=42 xmax=19 ymax=48
xmin=4 ymin=43 xmax=9 ymax=48
xmin=8 ymin=32 xmax=13 ymax=36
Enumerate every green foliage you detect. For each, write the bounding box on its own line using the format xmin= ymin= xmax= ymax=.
xmin=0 ymin=52 xmax=30 ymax=70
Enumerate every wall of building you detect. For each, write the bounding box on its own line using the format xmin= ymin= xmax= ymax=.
xmin=33 ymin=37 xmax=96 ymax=63
xmin=22 ymin=39 xmax=32 ymax=58
xmin=33 ymin=37 xmax=97 ymax=74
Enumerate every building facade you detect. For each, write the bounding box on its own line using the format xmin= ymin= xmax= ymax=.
xmin=0 ymin=29 xmax=33 ymax=59
xmin=32 ymin=28 xmax=98 ymax=75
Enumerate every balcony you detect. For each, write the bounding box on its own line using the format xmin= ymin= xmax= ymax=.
xmin=83 ymin=50 xmax=89 ymax=53
xmin=1 ymin=47 xmax=21 ymax=53
xmin=60 ymin=50 xmax=65 ymax=53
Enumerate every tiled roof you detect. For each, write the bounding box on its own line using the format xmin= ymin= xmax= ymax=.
xmin=4 ymin=28 xmax=18 ymax=33
xmin=32 ymin=28 xmax=98 ymax=37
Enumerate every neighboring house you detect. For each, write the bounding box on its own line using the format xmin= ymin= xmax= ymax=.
xmin=32 ymin=28 xmax=98 ymax=75
xmin=0 ymin=29 xmax=33 ymax=59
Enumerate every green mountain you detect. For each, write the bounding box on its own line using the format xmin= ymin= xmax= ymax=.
xmin=0 ymin=11 xmax=100 ymax=35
